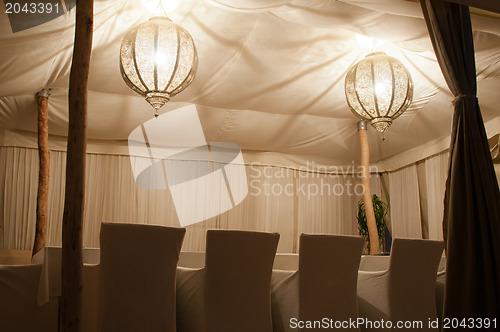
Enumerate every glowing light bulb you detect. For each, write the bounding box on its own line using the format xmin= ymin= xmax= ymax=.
xmin=356 ymin=34 xmax=384 ymax=50
xmin=154 ymin=51 xmax=167 ymax=65
xmin=374 ymin=82 xmax=386 ymax=96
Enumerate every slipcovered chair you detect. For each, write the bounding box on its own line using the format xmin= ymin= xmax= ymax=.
xmin=0 ymin=264 xmax=58 ymax=332
xmin=271 ymin=234 xmax=364 ymax=332
xmin=357 ymin=238 xmax=444 ymax=331
xmin=359 ymin=255 xmax=390 ymax=272
xmin=30 ymin=246 xmax=102 ymax=332
xmin=205 ymin=229 xmax=280 ymax=332
xmin=99 ymin=222 xmax=185 ymax=332
xmin=273 ymin=253 xmax=299 ymax=270
xmin=299 ymin=234 xmax=364 ymax=330
xmin=178 ymin=251 xmax=205 ymax=268
xmin=176 ymin=266 xmax=206 ymax=332
xmin=175 ymin=250 xmax=206 ymax=332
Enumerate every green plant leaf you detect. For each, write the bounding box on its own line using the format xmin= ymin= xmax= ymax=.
xmin=356 ymin=194 xmax=388 ymax=245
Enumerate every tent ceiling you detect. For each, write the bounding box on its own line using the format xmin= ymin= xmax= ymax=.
xmin=1 ymin=0 xmax=500 ymax=170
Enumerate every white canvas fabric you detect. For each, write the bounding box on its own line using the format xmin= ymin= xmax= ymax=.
xmin=1 ymin=0 xmax=500 ymax=172
xmin=389 ymin=165 xmax=423 ymax=239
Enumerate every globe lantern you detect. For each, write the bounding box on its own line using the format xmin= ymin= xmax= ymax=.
xmin=120 ymin=16 xmax=198 ymax=117
xmin=344 ymin=52 xmax=413 ymax=132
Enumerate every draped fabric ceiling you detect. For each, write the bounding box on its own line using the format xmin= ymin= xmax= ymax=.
xmin=1 ymin=0 xmax=500 ymax=172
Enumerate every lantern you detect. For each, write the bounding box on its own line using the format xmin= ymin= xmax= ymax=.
xmin=120 ymin=16 xmax=198 ymax=117
xmin=345 ymin=52 xmax=413 ymax=132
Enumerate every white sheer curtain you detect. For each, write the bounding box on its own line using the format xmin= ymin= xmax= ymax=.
xmin=424 ymin=152 xmax=448 ymax=241
xmin=0 ymin=147 xmax=296 ymax=252
xmin=0 ymin=147 xmax=37 ymax=250
xmin=216 ymin=164 xmax=295 ymax=252
xmin=0 ymin=145 xmax=389 ymax=252
xmin=388 ymin=164 xmax=422 ymax=239
xmin=297 ymin=171 xmax=381 ymax=237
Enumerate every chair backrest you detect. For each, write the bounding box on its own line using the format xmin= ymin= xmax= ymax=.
xmin=99 ymin=222 xmax=185 ymax=332
xmin=298 ymin=234 xmax=364 ymax=326
xmin=358 ymin=255 xmax=390 ymax=271
xmin=388 ymin=238 xmax=444 ymax=322
xmin=205 ymin=229 xmax=279 ymax=332
xmin=0 ymin=264 xmax=58 ymax=331
xmin=178 ymin=251 xmax=205 ymax=268
xmin=274 ymin=253 xmax=299 ymax=270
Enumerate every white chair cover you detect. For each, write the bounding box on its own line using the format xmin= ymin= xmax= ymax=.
xmin=358 ymin=255 xmax=390 ymax=271
xmin=357 ymin=238 xmax=444 ymax=331
xmin=271 ymin=234 xmax=364 ymax=332
xmin=299 ymin=234 xmax=364 ymax=330
xmin=0 ymin=264 xmax=58 ymax=332
xmin=205 ymin=230 xmax=279 ymax=332
xmin=178 ymin=251 xmax=205 ymax=268
xmin=99 ymin=222 xmax=185 ymax=332
xmin=271 ymin=269 xmax=298 ymax=332
xmin=388 ymin=238 xmax=444 ymax=324
xmin=176 ymin=267 xmax=206 ymax=332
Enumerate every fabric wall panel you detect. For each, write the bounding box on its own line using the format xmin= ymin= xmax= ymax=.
xmin=388 ymin=165 xmax=423 ymax=239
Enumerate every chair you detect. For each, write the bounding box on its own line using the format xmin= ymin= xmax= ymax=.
xmin=178 ymin=251 xmax=205 ymax=268
xmin=358 ymin=255 xmax=390 ymax=271
xmin=205 ymin=229 xmax=279 ymax=332
xmin=176 ymin=267 xmax=206 ymax=332
xmin=273 ymin=253 xmax=299 ymax=270
xmin=0 ymin=264 xmax=58 ymax=332
xmin=299 ymin=234 xmax=364 ymax=330
xmin=271 ymin=234 xmax=364 ymax=332
xmin=99 ymin=222 xmax=185 ymax=332
xmin=357 ymin=238 xmax=444 ymax=331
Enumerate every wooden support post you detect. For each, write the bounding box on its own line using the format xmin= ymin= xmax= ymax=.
xmin=60 ymin=0 xmax=93 ymax=331
xmin=32 ymin=89 xmax=51 ymax=257
xmin=358 ymin=121 xmax=380 ymax=255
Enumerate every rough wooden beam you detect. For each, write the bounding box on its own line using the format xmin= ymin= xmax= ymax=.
xmin=358 ymin=121 xmax=380 ymax=255
xmin=60 ymin=0 xmax=93 ymax=331
xmin=32 ymin=89 xmax=51 ymax=257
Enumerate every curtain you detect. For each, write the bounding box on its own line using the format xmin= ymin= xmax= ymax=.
xmin=388 ymin=165 xmax=423 ymax=239
xmin=297 ymin=171 xmax=381 ymax=237
xmin=3 ymin=145 xmax=458 ymax=254
xmin=421 ymin=0 xmax=500 ymax=320
xmin=0 ymin=147 xmax=37 ymax=250
xmin=2 ymin=146 xmax=380 ymax=253
xmin=218 ymin=164 xmax=295 ymax=252
xmin=424 ymin=152 xmax=448 ymax=240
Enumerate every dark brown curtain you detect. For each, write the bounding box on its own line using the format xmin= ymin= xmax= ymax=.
xmin=421 ymin=0 xmax=500 ymax=321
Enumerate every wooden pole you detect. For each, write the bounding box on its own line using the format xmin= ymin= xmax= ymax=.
xmin=358 ymin=121 xmax=380 ymax=255
xmin=32 ymin=89 xmax=51 ymax=257
xmin=60 ymin=0 xmax=93 ymax=331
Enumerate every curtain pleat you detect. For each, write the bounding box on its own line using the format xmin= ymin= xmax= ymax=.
xmin=424 ymin=152 xmax=448 ymax=240
xmin=0 ymin=147 xmax=37 ymax=250
xmin=389 ymin=165 xmax=423 ymax=239
xmin=421 ymin=0 xmax=500 ymax=320
xmin=297 ymin=171 xmax=382 ymax=237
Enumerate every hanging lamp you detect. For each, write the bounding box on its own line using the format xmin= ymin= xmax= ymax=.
xmin=345 ymin=52 xmax=413 ymax=132
xmin=120 ymin=16 xmax=198 ymax=117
